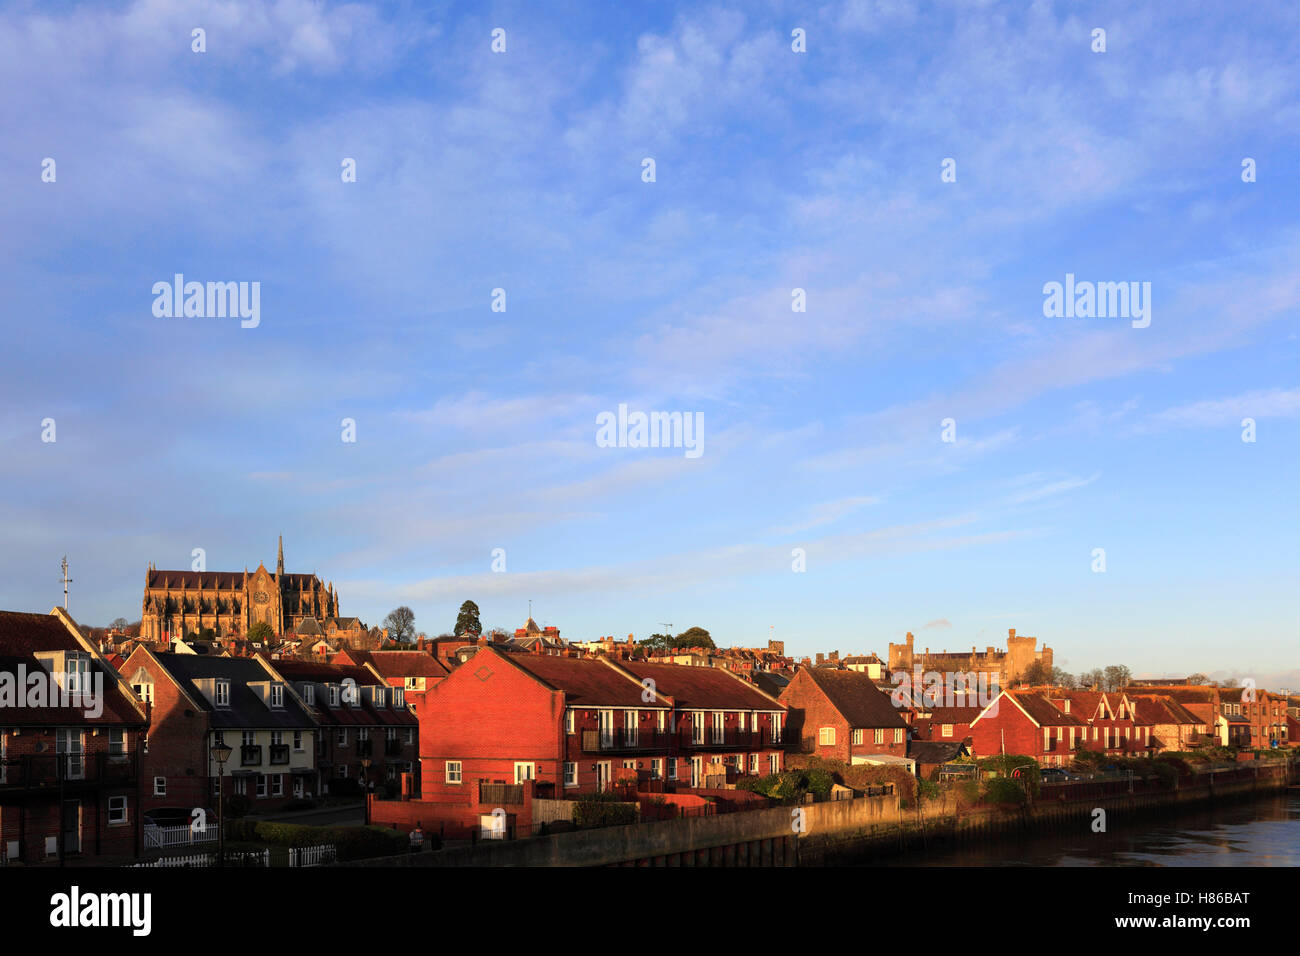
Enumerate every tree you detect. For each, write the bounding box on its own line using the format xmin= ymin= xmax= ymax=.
xmin=637 ymin=633 xmax=673 ymax=652
xmin=672 ymin=626 xmax=714 ymax=650
xmin=454 ymin=601 xmax=482 ymax=638
xmin=1020 ymin=660 xmax=1051 ymax=686
xmin=247 ymin=621 xmax=274 ymax=643
xmin=1049 ymin=667 xmax=1078 ymax=689
xmin=1187 ymin=673 xmax=1209 ymax=684
xmin=1078 ymin=668 xmax=1105 ymax=690
xmin=110 ymin=617 xmax=129 ymax=630
xmin=383 ymin=606 xmax=416 ymax=643
xmin=1102 ymin=665 xmax=1132 ymax=692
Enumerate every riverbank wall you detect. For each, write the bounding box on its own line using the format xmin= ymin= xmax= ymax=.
xmin=342 ymin=761 xmax=1292 ymax=867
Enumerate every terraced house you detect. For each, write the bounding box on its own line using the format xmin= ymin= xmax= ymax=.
xmin=378 ymin=646 xmax=786 ymax=838
xmin=266 ymin=658 xmax=418 ymax=797
xmin=120 ymin=648 xmax=317 ymax=813
xmin=0 ymin=608 xmax=149 ymax=864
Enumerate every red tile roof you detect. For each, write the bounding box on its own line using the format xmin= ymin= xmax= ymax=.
xmin=617 ymin=660 xmax=784 ymax=711
xmin=495 ymin=652 xmax=650 ymax=707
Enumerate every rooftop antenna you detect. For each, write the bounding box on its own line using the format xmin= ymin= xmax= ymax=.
xmin=60 ymin=556 xmax=73 ymax=610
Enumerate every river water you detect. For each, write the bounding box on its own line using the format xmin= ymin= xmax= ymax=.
xmin=863 ymin=790 xmax=1300 ymax=866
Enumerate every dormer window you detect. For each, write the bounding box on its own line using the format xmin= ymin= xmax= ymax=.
xmin=215 ymin=680 xmax=231 ymax=707
xmin=392 ymin=688 xmax=404 ymax=708
xmin=65 ymin=653 xmax=90 ymax=694
xmin=303 ymin=685 xmax=315 ymax=705
xmin=329 ymin=685 xmax=340 ymax=707
xmin=374 ymin=688 xmax=386 ymax=708
xmin=270 ymin=684 xmax=284 ymax=708
xmin=1063 ymin=700 xmax=1070 ymax=713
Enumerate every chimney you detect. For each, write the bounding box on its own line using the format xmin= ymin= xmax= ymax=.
xmin=1008 ymin=628 xmax=1016 ymax=640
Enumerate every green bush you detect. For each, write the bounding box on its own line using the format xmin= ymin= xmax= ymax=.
xmin=222 ymin=820 xmax=413 ymax=860
xmin=573 ymin=799 xmax=637 ymax=829
xmin=982 ymin=776 xmax=1027 ymax=806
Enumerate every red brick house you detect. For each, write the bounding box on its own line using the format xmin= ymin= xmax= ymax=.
xmin=332 ymin=648 xmax=449 ymax=717
xmin=914 ymin=705 xmax=982 ymax=743
xmin=265 ymin=658 xmax=418 ymax=797
xmin=968 ymin=690 xmax=1086 ymax=765
xmin=779 ymin=668 xmax=910 ymax=766
xmin=120 ymin=647 xmax=318 ymax=815
xmin=374 ymin=647 xmax=786 ymax=838
xmin=0 ymin=608 xmax=150 ymax=864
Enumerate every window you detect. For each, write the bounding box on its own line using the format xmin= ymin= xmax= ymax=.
xmin=153 ymin=777 xmax=166 ymax=796
xmin=374 ymin=688 xmax=386 ymax=708
xmin=739 ymin=712 xmax=747 ymax=732
xmin=405 ymin=676 xmax=419 ymax=690
xmin=393 ymin=689 xmax=404 ymax=708
xmin=257 ymin=775 xmax=268 ymax=798
xmin=233 ymin=777 xmax=247 ymax=795
xmin=303 ymin=685 xmax=315 ymax=705
xmin=894 ymin=728 xmax=904 ymax=744
xmin=446 ymin=761 xmax=462 ymax=784
xmin=108 ymin=728 xmax=127 ymax=758
xmin=65 ymin=654 xmax=90 ymax=694
xmin=657 ymin=711 xmax=666 ymax=734
xmin=514 ymin=762 xmax=536 ymax=783
xmin=270 ymin=684 xmax=284 ymax=708
xmin=215 ymin=681 xmax=230 ymax=707
xmin=748 ymin=753 xmax=759 ymax=774
xmin=818 ymin=727 xmax=836 ymax=746
xmin=851 ymin=729 xmax=863 ymax=745
xmin=564 ymin=762 xmax=578 ymax=787
xmin=386 ymin=728 xmax=397 ymax=742
xmin=108 ymin=796 xmax=128 ymax=825
xmin=565 ymin=709 xmax=575 ymax=734
xmin=941 ymin=724 xmax=953 ymax=738
xmin=132 ymin=683 xmax=154 ymax=704
xmin=242 ymin=731 xmax=255 ymax=747
xmin=711 ymin=711 xmax=725 ymax=744
xmin=357 ymin=728 xmax=369 ymax=742
xmin=404 ymin=728 xmax=414 ymax=745
xmin=667 ymin=760 xmax=677 ymax=780
xmin=337 ymin=729 xmax=348 ymax=747
xmin=874 ymin=728 xmax=884 ymax=745
xmin=650 ymin=758 xmax=662 ymax=779
xmin=329 ymin=685 xmax=341 ymax=707
xmin=271 ymin=774 xmax=283 ymax=797
xmin=769 ymin=753 xmax=780 ymax=774
xmin=771 ymin=713 xmax=783 ymax=744
xmin=337 ymin=765 xmax=348 ymax=778
xmin=293 ymin=731 xmax=303 ymax=752
xmin=271 ymin=731 xmax=283 ymax=746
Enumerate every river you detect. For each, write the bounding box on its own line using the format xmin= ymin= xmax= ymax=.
xmin=863 ymin=790 xmax=1300 ymax=866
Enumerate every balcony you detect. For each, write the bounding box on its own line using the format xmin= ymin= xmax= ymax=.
xmin=239 ymin=745 xmax=262 ymax=767
xmin=269 ymin=744 xmax=290 ymax=765
xmin=680 ymin=729 xmax=765 ymax=751
xmin=0 ymin=753 xmax=138 ymax=792
xmin=582 ymin=729 xmax=671 ymax=754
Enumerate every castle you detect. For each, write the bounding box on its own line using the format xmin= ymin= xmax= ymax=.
xmin=887 ymin=628 xmax=1052 ymax=687
xmin=139 ymin=536 xmax=341 ymax=643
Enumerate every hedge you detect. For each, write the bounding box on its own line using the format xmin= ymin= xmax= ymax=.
xmin=223 ymin=821 xmax=416 ymax=860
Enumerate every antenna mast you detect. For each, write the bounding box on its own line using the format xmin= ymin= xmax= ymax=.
xmin=60 ymin=556 xmax=73 ymax=610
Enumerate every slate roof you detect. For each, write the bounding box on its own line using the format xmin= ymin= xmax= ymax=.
xmin=795 ymin=668 xmax=907 ymax=729
xmin=150 ymin=651 xmax=315 ymax=730
xmin=908 ymin=740 xmax=969 ymax=764
xmin=269 ymin=659 xmax=415 ymax=728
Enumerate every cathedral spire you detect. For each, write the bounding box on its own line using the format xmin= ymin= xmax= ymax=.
xmin=277 ymin=534 xmax=284 ymax=576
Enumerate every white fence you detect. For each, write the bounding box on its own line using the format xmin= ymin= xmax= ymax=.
xmin=132 ymin=849 xmax=269 ymax=868
xmin=143 ymin=823 xmax=217 ymax=850
xmin=288 ymin=844 xmax=337 ymax=867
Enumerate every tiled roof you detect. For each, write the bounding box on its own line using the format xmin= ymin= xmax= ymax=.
xmin=928 ymin=706 xmax=983 ymax=724
xmin=793 ymin=669 xmax=907 ymax=729
xmin=347 ymin=650 xmax=449 ymax=680
xmin=495 ymin=652 xmax=650 ymax=707
xmin=0 ymin=610 xmax=147 ymax=726
xmin=1006 ymin=690 xmax=1083 ymax=727
xmin=618 ymin=660 xmax=784 ymax=710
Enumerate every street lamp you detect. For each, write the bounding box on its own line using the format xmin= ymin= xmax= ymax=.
xmin=362 ymin=758 xmax=372 ymax=824
xmin=210 ymin=740 xmax=233 ymax=866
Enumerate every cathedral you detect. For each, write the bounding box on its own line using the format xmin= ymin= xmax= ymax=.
xmin=140 ymin=537 xmax=342 ymax=643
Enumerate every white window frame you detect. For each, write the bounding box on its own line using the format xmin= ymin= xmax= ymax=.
xmin=563 ymin=762 xmax=578 ymax=787
xmin=107 ymin=795 xmax=128 ymax=825
xmin=153 ymin=776 xmax=166 ymax=796
xmin=514 ymin=762 xmax=536 ymax=784
xmin=215 ymin=681 xmax=230 ymax=707
xmin=942 ymin=723 xmax=953 ymax=738
xmin=851 ymin=729 xmax=863 ymax=745
xmin=874 ymin=728 xmax=884 ymax=745
xmin=446 ymin=761 xmax=462 ymax=784
xmin=818 ymin=727 xmax=836 ymax=746
xmin=270 ymin=684 xmax=284 ymax=708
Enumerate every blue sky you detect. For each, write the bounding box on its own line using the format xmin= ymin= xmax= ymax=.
xmin=2 ymin=0 xmax=1297 ymax=687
